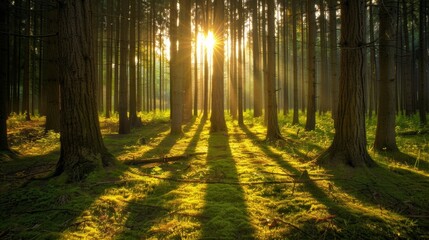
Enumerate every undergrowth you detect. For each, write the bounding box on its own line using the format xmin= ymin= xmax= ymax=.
xmin=0 ymin=111 xmax=428 ymax=239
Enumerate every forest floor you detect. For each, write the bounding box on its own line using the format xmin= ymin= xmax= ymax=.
xmin=1 ymin=112 xmax=429 ymax=239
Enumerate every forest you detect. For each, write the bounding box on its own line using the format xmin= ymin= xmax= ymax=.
xmin=0 ymin=0 xmax=429 ymax=239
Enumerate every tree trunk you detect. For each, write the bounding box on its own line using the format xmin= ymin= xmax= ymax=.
xmin=329 ymin=0 xmax=338 ymax=120
xmin=305 ymin=0 xmax=316 ymax=131
xmin=44 ymin=0 xmax=60 ymax=133
xmin=105 ymin=0 xmax=113 ymax=118
xmin=210 ymin=0 xmax=227 ymax=133
xmin=419 ymin=0 xmax=427 ymax=125
xmin=402 ymin=0 xmax=413 ymax=116
xmin=23 ymin=0 xmax=31 ymax=121
xmin=292 ymin=0 xmax=299 ymax=124
xmin=319 ymin=0 xmax=329 ymax=114
xmin=129 ymin=0 xmax=141 ymax=128
xmin=119 ymin=0 xmax=130 ymax=134
xmin=180 ymin=0 xmax=192 ymax=123
xmin=114 ymin=0 xmax=120 ymax=113
xmin=203 ymin=0 xmax=210 ymax=119
xmin=266 ymin=0 xmax=282 ymax=141
xmin=237 ymin=0 xmax=244 ymax=125
xmin=317 ymin=0 xmax=375 ymax=167
xmin=252 ymin=0 xmax=262 ymax=118
xmin=56 ymin=0 xmax=115 ymax=182
xmin=0 ymin=1 xmax=10 ymax=151
xmin=374 ymin=0 xmax=398 ymax=152
xmin=170 ymin=0 xmax=182 ymax=134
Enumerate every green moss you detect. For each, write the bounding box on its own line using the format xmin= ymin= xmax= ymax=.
xmin=1 ymin=113 xmax=429 ymax=239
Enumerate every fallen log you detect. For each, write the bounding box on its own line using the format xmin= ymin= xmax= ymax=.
xmin=124 ymin=152 xmax=206 ymax=165
xmin=398 ymin=129 xmax=429 ymax=136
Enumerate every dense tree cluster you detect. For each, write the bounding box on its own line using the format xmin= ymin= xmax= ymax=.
xmin=1 ymin=0 xmax=428 ymax=179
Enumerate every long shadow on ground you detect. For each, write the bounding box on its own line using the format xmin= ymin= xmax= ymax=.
xmin=117 ymin=118 xmax=206 ymax=239
xmin=200 ymin=132 xmax=255 ymax=239
xmin=240 ymin=125 xmax=426 ymax=239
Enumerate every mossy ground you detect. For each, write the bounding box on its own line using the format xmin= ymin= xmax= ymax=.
xmin=1 ymin=112 xmax=428 ymax=239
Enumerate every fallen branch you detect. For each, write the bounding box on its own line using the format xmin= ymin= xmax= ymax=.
xmin=398 ymin=129 xmax=429 ymax=136
xmin=124 ymin=152 xmax=206 ymax=165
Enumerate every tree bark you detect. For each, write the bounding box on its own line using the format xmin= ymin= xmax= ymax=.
xmin=329 ymin=0 xmax=338 ymax=120
xmin=266 ymin=0 xmax=282 ymax=141
xmin=180 ymin=0 xmax=193 ymax=123
xmin=129 ymin=0 xmax=141 ymax=128
xmin=56 ymin=0 xmax=115 ymax=181
xmin=210 ymin=0 xmax=227 ymax=133
xmin=44 ymin=0 xmax=60 ymax=133
xmin=305 ymin=0 xmax=316 ymax=131
xmin=292 ymin=0 xmax=299 ymax=124
xmin=170 ymin=0 xmax=182 ymax=134
xmin=374 ymin=0 xmax=399 ymax=152
xmin=252 ymin=0 xmax=262 ymax=118
xmin=0 ymin=1 xmax=10 ymax=151
xmin=317 ymin=0 xmax=375 ymax=167
xmin=419 ymin=0 xmax=427 ymax=125
xmin=105 ymin=0 xmax=113 ymax=118
xmin=119 ymin=0 xmax=130 ymax=134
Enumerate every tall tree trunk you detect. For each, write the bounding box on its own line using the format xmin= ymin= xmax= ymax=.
xmin=105 ymin=0 xmax=113 ymax=118
xmin=114 ymin=0 xmax=120 ymax=113
xmin=129 ymin=0 xmax=141 ymax=127
xmin=329 ymin=0 xmax=338 ymax=120
xmin=203 ymin=0 xmax=210 ymax=119
xmin=44 ymin=0 xmax=60 ymax=133
xmin=170 ymin=0 xmax=182 ymax=134
xmin=23 ymin=0 xmax=31 ymax=121
xmin=319 ymin=0 xmax=329 ymax=114
xmin=180 ymin=0 xmax=192 ymax=122
xmin=402 ymin=0 xmax=412 ymax=116
xmin=292 ymin=0 xmax=299 ymax=124
xmin=252 ymin=0 xmax=262 ymax=117
xmin=266 ymin=0 xmax=282 ymax=141
xmin=375 ymin=0 xmax=398 ymax=152
xmin=305 ymin=0 xmax=317 ymax=131
xmin=419 ymin=0 xmax=427 ymax=125
xmin=118 ymin=0 xmax=130 ymax=134
xmin=55 ymin=0 xmax=115 ymax=182
xmin=317 ymin=0 xmax=374 ymax=167
xmin=237 ymin=0 xmax=244 ymax=125
xmin=210 ymin=0 xmax=227 ymax=133
xmin=194 ymin=0 xmax=199 ymax=117
xmin=0 ymin=1 xmax=10 ymax=151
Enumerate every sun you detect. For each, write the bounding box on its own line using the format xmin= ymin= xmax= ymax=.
xmin=203 ymin=31 xmax=215 ymax=51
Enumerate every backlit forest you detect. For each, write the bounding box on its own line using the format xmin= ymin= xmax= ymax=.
xmin=0 ymin=0 xmax=429 ymax=239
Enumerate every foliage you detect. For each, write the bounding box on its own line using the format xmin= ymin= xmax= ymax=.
xmin=1 ymin=113 xmax=428 ymax=239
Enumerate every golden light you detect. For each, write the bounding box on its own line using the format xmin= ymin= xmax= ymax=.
xmin=203 ymin=31 xmax=215 ymax=51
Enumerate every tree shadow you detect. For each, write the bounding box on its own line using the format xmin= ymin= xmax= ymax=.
xmin=200 ymin=132 xmax=255 ymax=239
xmin=240 ymin=125 xmax=425 ymax=239
xmin=376 ymin=150 xmax=429 ymax=173
xmin=116 ymin=117 xmax=207 ymax=239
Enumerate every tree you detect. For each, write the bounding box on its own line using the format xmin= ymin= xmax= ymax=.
xmin=210 ymin=0 xmax=227 ymax=133
xmin=328 ymin=0 xmax=338 ymax=120
xmin=129 ymin=0 xmax=141 ymax=128
xmin=317 ymin=0 xmax=375 ymax=167
xmin=180 ymin=0 xmax=193 ymax=123
xmin=252 ymin=0 xmax=263 ymax=118
xmin=44 ymin=0 xmax=60 ymax=133
xmin=0 ymin=0 xmax=10 ymax=152
xmin=305 ymin=0 xmax=316 ymax=131
xmin=170 ymin=0 xmax=182 ymax=134
xmin=266 ymin=0 xmax=282 ymax=140
xmin=292 ymin=0 xmax=299 ymax=124
xmin=319 ymin=0 xmax=329 ymax=114
xmin=105 ymin=0 xmax=113 ymax=118
xmin=55 ymin=0 xmax=115 ymax=181
xmin=119 ymin=0 xmax=131 ymax=134
xmin=374 ymin=0 xmax=398 ymax=152
xmin=418 ymin=0 xmax=427 ymax=126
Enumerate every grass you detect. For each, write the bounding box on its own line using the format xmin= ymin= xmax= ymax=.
xmin=1 ymin=111 xmax=428 ymax=239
